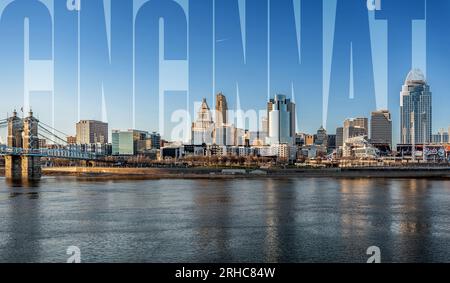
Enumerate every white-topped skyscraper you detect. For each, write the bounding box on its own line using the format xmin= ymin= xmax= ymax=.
xmin=191 ymin=98 xmax=214 ymax=145
xmin=266 ymin=94 xmax=296 ymax=145
xmin=400 ymin=69 xmax=432 ymax=144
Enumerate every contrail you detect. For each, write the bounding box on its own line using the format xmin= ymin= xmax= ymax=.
xmin=216 ymin=38 xmax=231 ymax=43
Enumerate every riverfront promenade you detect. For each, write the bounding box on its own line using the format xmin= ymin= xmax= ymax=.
xmin=37 ymin=166 xmax=450 ymax=179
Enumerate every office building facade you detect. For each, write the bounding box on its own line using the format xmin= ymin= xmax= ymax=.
xmin=400 ymin=69 xmax=432 ymax=144
xmin=112 ymin=129 xmax=150 ymax=155
xmin=215 ymin=93 xmax=228 ymax=126
xmin=336 ymin=127 xmax=344 ymax=148
xmin=371 ymin=110 xmax=392 ymax=146
xmin=76 ymin=120 xmax=108 ymax=144
xmin=266 ymin=94 xmax=296 ymax=145
xmin=315 ymin=126 xmax=328 ymax=147
xmin=343 ymin=117 xmax=368 ymax=143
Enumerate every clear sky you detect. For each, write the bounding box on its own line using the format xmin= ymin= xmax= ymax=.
xmin=0 ymin=0 xmax=448 ymax=145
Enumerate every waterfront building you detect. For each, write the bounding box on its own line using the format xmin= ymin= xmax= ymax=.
xmin=327 ymin=134 xmax=336 ymax=150
xmin=149 ymin=132 xmax=161 ymax=149
xmin=266 ymin=94 xmax=296 ymax=145
xmin=343 ymin=117 xmax=368 ymax=143
xmin=214 ymin=124 xmax=235 ymax=146
xmin=299 ymin=145 xmax=327 ymax=159
xmin=295 ymin=133 xmax=305 ymax=146
xmin=161 ymin=146 xmax=184 ymax=161
xmin=343 ymin=136 xmax=379 ymax=159
xmin=432 ymin=129 xmax=449 ymax=144
xmin=66 ymin=136 xmax=77 ymax=144
xmin=251 ymin=131 xmax=267 ymax=146
xmin=305 ymin=134 xmax=314 ymax=146
xmin=191 ymin=98 xmax=214 ymax=145
xmin=112 ymin=129 xmax=149 ymax=156
xmin=370 ymin=110 xmax=392 ymax=147
xmin=336 ymin=127 xmax=344 ymax=148
xmin=76 ymin=120 xmax=108 ymax=144
xmin=38 ymin=139 xmax=47 ymax=148
xmin=400 ymin=69 xmax=432 ymax=144
xmin=315 ymin=126 xmax=328 ymax=147
xmin=183 ymin=145 xmax=206 ymax=157
xmin=261 ymin=117 xmax=269 ymax=134
xmin=235 ymin=128 xmax=246 ymax=146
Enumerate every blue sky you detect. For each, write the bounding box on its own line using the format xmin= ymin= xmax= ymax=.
xmin=0 ymin=0 xmax=448 ymax=145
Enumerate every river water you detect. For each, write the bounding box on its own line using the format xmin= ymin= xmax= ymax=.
xmin=1 ymin=177 xmax=450 ymax=263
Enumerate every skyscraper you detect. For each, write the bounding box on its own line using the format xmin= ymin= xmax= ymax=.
xmin=371 ymin=110 xmax=392 ymax=146
xmin=400 ymin=69 xmax=432 ymax=144
xmin=214 ymin=93 xmax=231 ymax=146
xmin=315 ymin=126 xmax=328 ymax=147
xmin=266 ymin=94 xmax=296 ymax=145
xmin=191 ymin=98 xmax=214 ymax=145
xmin=215 ymin=93 xmax=228 ymax=126
xmin=76 ymin=120 xmax=108 ymax=144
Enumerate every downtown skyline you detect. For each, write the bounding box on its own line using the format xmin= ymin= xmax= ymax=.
xmin=0 ymin=0 xmax=449 ymax=144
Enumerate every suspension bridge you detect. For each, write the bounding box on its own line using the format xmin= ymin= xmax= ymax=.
xmin=0 ymin=110 xmax=100 ymax=180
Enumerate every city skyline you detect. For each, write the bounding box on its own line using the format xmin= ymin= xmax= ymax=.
xmin=2 ymin=0 xmax=449 ymax=143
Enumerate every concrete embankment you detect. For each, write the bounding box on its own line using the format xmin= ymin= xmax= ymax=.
xmin=40 ymin=166 xmax=450 ymax=179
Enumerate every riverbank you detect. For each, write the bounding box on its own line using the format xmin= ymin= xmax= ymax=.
xmin=39 ymin=166 xmax=450 ymax=179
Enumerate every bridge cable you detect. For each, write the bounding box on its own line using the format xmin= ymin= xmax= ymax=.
xmin=39 ymin=121 xmax=71 ymax=138
xmin=38 ymin=125 xmax=68 ymax=145
xmin=38 ymin=133 xmax=65 ymax=147
xmin=38 ymin=130 xmax=68 ymax=147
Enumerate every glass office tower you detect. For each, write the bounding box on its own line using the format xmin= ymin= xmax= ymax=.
xmin=400 ymin=69 xmax=432 ymax=144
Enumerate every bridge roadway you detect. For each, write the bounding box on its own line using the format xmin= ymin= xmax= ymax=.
xmin=0 ymin=145 xmax=98 ymax=160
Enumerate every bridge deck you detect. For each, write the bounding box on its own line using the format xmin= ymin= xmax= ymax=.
xmin=0 ymin=146 xmax=98 ymax=160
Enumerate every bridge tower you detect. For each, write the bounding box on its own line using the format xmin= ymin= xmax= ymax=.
xmin=4 ymin=110 xmax=41 ymax=180
xmin=5 ymin=110 xmax=23 ymax=180
xmin=22 ymin=110 xmax=41 ymax=180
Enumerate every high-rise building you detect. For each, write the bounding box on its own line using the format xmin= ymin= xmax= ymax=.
xmin=214 ymin=124 xmax=235 ymax=146
xmin=149 ymin=132 xmax=161 ymax=149
xmin=432 ymin=129 xmax=449 ymax=144
xmin=76 ymin=120 xmax=108 ymax=144
xmin=191 ymin=98 xmax=214 ymax=145
xmin=261 ymin=117 xmax=269 ymax=134
xmin=327 ymin=134 xmax=336 ymax=150
xmin=343 ymin=117 xmax=368 ymax=143
xmin=371 ymin=110 xmax=392 ymax=146
xmin=336 ymin=127 xmax=344 ymax=148
xmin=315 ymin=126 xmax=328 ymax=147
xmin=214 ymin=93 xmax=232 ymax=146
xmin=400 ymin=69 xmax=432 ymax=144
xmin=266 ymin=94 xmax=296 ymax=145
xmin=215 ymin=93 xmax=228 ymax=126
xmin=304 ymin=134 xmax=314 ymax=146
xmin=112 ymin=129 xmax=149 ymax=155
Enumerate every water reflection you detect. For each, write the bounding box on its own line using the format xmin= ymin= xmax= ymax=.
xmin=1 ymin=177 xmax=450 ymax=262
xmin=6 ymin=178 xmax=41 ymax=189
xmin=394 ymin=179 xmax=432 ymax=262
xmin=193 ymin=179 xmax=232 ymax=262
xmin=263 ymin=178 xmax=297 ymax=262
xmin=4 ymin=186 xmax=42 ymax=262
